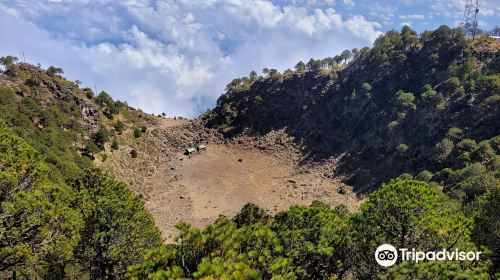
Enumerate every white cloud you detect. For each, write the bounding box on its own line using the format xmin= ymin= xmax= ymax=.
xmin=0 ymin=0 xmax=382 ymax=117
xmin=480 ymin=9 xmax=494 ymax=17
xmin=342 ymin=0 xmax=355 ymax=7
xmin=431 ymin=0 xmax=497 ymax=18
xmin=399 ymin=14 xmax=424 ymax=20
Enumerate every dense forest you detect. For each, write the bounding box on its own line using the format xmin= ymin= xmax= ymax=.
xmin=1 ymin=25 xmax=499 ymax=279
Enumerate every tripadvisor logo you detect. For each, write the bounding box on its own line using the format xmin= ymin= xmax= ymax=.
xmin=375 ymin=244 xmax=482 ymax=267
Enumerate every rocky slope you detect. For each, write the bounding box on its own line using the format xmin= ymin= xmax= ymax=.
xmin=203 ymin=27 xmax=500 ymax=192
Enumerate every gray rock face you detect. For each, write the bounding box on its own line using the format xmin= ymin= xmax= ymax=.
xmin=77 ymin=97 xmax=100 ymax=133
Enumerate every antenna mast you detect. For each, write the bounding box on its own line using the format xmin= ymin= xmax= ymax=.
xmin=460 ymin=0 xmax=480 ymax=39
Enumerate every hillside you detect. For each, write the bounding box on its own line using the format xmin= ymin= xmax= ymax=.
xmin=203 ymin=26 xmax=500 ymax=192
xmin=0 ymin=25 xmax=499 ymax=279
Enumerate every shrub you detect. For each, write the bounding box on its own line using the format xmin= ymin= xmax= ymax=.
xmin=434 ymin=138 xmax=454 ymax=162
xmin=458 ymin=152 xmax=471 ymax=165
xmin=443 ymin=77 xmax=460 ymax=93
xmin=398 ymin=173 xmax=414 ymax=180
xmin=415 ymin=170 xmax=433 ymax=182
xmin=446 ymin=127 xmax=463 ymax=140
xmin=396 ymin=143 xmax=409 ymax=153
xmin=46 ymin=66 xmax=64 ymax=77
xmin=388 ymin=121 xmax=399 ymax=129
xmin=395 ymin=90 xmax=416 ymax=112
xmin=83 ymin=88 xmax=94 ymax=99
xmin=233 ymin=203 xmax=271 ymax=227
xmin=141 ymin=126 xmax=147 ymax=133
xmin=133 ymin=128 xmax=142 ymax=138
xmin=421 ymin=89 xmax=438 ymax=101
xmin=484 ymin=94 xmax=500 ymax=105
xmin=111 ymin=140 xmax=119 ymax=150
xmin=95 ymin=91 xmax=112 ymax=105
xmin=130 ymin=149 xmax=138 ymax=158
xmin=361 ymin=82 xmax=372 ymax=94
xmin=91 ymin=128 xmax=109 ymax=150
xmin=476 ymin=141 xmax=495 ymax=162
xmin=114 ymin=121 xmax=124 ymax=134
xmin=456 ymin=139 xmax=477 ymax=153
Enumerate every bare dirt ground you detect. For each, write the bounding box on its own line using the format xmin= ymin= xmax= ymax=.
xmin=101 ymin=117 xmax=361 ymax=242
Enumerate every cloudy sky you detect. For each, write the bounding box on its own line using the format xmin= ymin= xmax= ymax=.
xmin=0 ymin=0 xmax=498 ymax=117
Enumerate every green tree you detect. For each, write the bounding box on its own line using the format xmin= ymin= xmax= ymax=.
xmin=0 ymin=123 xmax=83 ymax=276
xmin=457 ymin=139 xmax=477 ymax=153
xmin=361 ymin=82 xmax=372 ymax=95
xmin=383 ymin=261 xmax=490 ymax=280
xmin=233 ymin=203 xmax=271 ymax=227
xmin=473 ymin=185 xmax=500 ymax=276
xmin=396 ymin=143 xmax=409 ymax=153
xmin=72 ymin=169 xmax=162 ymax=279
xmin=91 ymin=128 xmax=109 ymax=150
xmin=95 ymin=91 xmax=112 ymax=106
xmin=249 ymin=70 xmax=258 ymax=81
xmin=294 ymin=61 xmax=306 ymax=73
xmin=340 ymin=50 xmax=352 ymax=64
xmin=351 ymin=180 xmax=476 ymax=279
xmin=394 ymin=90 xmax=416 ymax=114
xmin=435 ymin=138 xmax=454 ymax=162
xmin=83 ymin=88 xmax=94 ymax=99
xmin=274 ymin=202 xmax=351 ymax=279
xmin=46 ymin=66 xmax=64 ymax=77
xmin=415 ymin=170 xmax=433 ymax=182
xmin=0 ymin=56 xmax=18 ymax=68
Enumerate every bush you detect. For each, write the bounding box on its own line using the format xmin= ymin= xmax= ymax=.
xmin=446 ymin=127 xmax=463 ymax=140
xmin=233 ymin=203 xmax=271 ymax=227
xmin=95 ymin=91 xmax=112 ymax=105
xmin=141 ymin=126 xmax=147 ymax=133
xmin=46 ymin=66 xmax=64 ymax=77
xmin=130 ymin=149 xmax=138 ymax=158
xmin=443 ymin=77 xmax=460 ymax=93
xmin=91 ymin=128 xmax=109 ymax=150
xmin=398 ymin=173 xmax=414 ymax=180
xmin=111 ymin=140 xmax=119 ymax=150
xmin=114 ymin=121 xmax=124 ymax=134
xmin=396 ymin=143 xmax=409 ymax=153
xmin=133 ymin=128 xmax=142 ymax=138
xmin=434 ymin=138 xmax=454 ymax=162
xmin=83 ymin=88 xmax=94 ymax=99
xmin=361 ymin=82 xmax=372 ymax=94
xmin=387 ymin=121 xmax=398 ymax=129
xmin=415 ymin=170 xmax=433 ymax=182
xmin=395 ymin=90 xmax=416 ymax=111
xmin=456 ymin=139 xmax=477 ymax=153
xmin=476 ymin=141 xmax=495 ymax=162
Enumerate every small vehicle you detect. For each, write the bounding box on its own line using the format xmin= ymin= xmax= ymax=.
xmin=185 ymin=147 xmax=196 ymax=155
xmin=196 ymin=144 xmax=206 ymax=152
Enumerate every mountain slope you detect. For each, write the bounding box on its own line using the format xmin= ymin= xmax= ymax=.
xmin=203 ymin=26 xmax=500 ymax=192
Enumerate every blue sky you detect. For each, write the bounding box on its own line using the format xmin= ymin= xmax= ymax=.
xmin=0 ymin=0 xmax=498 ymax=117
